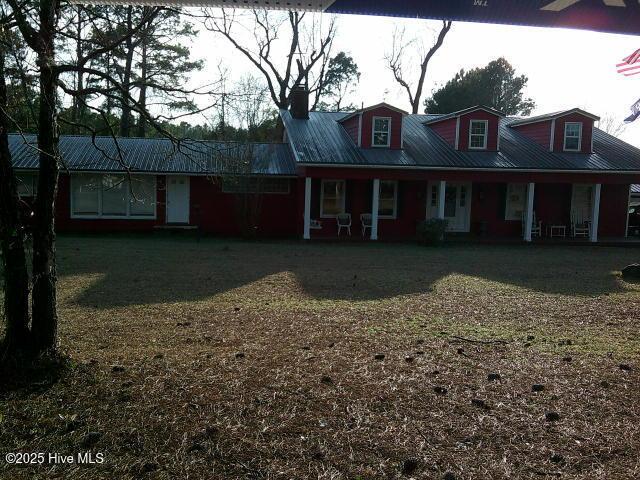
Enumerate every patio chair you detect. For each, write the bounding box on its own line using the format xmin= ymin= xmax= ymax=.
xmin=521 ymin=211 xmax=542 ymax=238
xmin=336 ymin=213 xmax=352 ymax=236
xmin=302 ymin=215 xmax=322 ymax=230
xmin=571 ymin=209 xmax=591 ymax=238
xmin=360 ymin=213 xmax=372 ymax=237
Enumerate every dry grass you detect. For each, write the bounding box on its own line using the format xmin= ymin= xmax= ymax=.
xmin=1 ymin=234 xmax=640 ymax=479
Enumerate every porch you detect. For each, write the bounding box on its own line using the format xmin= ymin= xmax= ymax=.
xmin=300 ymin=175 xmax=632 ymax=243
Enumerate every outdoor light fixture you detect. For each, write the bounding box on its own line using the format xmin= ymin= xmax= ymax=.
xmin=73 ymin=0 xmax=640 ymax=36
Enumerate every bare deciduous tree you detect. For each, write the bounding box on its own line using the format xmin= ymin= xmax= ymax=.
xmin=598 ymin=113 xmax=627 ymax=138
xmin=385 ymin=21 xmax=452 ymax=114
xmin=203 ymin=9 xmax=336 ymax=111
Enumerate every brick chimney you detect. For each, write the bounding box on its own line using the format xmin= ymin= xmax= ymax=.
xmin=290 ymin=84 xmax=309 ymax=120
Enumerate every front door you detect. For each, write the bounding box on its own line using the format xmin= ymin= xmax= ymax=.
xmin=427 ymin=182 xmax=471 ymax=232
xmin=166 ymin=176 xmax=190 ymax=224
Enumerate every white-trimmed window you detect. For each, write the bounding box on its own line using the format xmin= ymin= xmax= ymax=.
xmin=221 ymin=177 xmax=290 ymax=194
xmin=505 ymin=183 xmax=526 ymax=221
xmin=564 ymin=122 xmax=582 ymax=152
xmin=320 ymin=179 xmax=346 ymax=217
xmin=372 ymin=117 xmax=391 ymax=147
xmin=469 ymin=120 xmax=488 ymax=150
xmin=16 ymin=173 xmax=37 ymax=197
xmin=378 ymin=180 xmax=398 ymax=218
xmin=71 ymin=173 xmax=156 ymax=219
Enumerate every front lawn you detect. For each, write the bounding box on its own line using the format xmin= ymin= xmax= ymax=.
xmin=1 ymin=235 xmax=639 ymax=479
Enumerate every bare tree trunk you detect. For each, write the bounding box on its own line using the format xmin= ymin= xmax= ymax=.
xmin=30 ymin=0 xmax=60 ymax=354
xmin=71 ymin=6 xmax=84 ymax=133
xmin=386 ymin=21 xmax=452 ymax=114
xmin=0 ymin=38 xmax=31 ymax=359
xmin=119 ymin=6 xmax=134 ymax=137
xmin=135 ymin=32 xmax=147 ymax=138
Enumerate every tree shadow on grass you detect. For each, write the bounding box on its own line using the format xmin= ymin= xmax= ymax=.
xmin=57 ymin=235 xmax=639 ymax=309
xmin=0 ymin=352 xmax=69 ymax=396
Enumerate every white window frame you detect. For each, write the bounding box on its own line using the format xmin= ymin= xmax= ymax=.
xmin=371 ymin=116 xmax=392 ymax=148
xmin=70 ymin=173 xmax=157 ymax=220
xmin=320 ymin=179 xmax=346 ymax=218
xmin=505 ymin=183 xmax=527 ymax=221
xmin=563 ymin=122 xmax=583 ymax=152
xmin=16 ymin=172 xmax=38 ymax=197
xmin=221 ymin=176 xmax=291 ymax=195
xmin=377 ymin=180 xmax=398 ymax=219
xmin=469 ymin=120 xmax=489 ymax=150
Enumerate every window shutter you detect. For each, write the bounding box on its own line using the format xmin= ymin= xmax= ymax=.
xmin=396 ymin=181 xmax=403 ymax=218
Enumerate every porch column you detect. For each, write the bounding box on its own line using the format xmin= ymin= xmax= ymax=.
xmin=590 ymin=183 xmax=601 ymax=243
xmin=437 ymin=180 xmax=446 ymax=219
xmin=524 ymin=182 xmax=535 ymax=242
xmin=303 ymin=177 xmax=312 ymax=240
xmin=371 ymin=178 xmax=380 ymax=240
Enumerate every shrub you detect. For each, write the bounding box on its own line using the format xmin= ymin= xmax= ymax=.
xmin=416 ymin=219 xmax=447 ymax=245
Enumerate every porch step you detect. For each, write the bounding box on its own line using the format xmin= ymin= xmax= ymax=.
xmin=154 ymin=224 xmax=198 ymax=231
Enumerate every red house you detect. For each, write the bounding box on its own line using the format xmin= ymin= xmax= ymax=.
xmin=9 ymin=93 xmax=640 ymax=242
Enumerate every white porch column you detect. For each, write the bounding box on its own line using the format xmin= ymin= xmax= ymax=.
xmin=590 ymin=183 xmax=601 ymax=243
xmin=437 ymin=180 xmax=446 ymax=219
xmin=524 ymin=182 xmax=535 ymax=242
xmin=371 ymin=178 xmax=380 ymax=240
xmin=303 ymin=177 xmax=312 ymax=240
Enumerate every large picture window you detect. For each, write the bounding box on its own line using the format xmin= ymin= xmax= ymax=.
xmin=71 ymin=174 xmax=156 ymax=219
xmin=321 ymin=180 xmax=346 ymax=217
xmin=221 ymin=177 xmax=290 ymax=194
xmin=378 ymin=180 xmax=398 ymax=218
xmin=16 ymin=173 xmax=37 ymax=197
xmin=372 ymin=117 xmax=391 ymax=147
xmin=505 ymin=183 xmax=526 ymax=221
xmin=564 ymin=122 xmax=582 ymax=152
xmin=469 ymin=120 xmax=488 ymax=150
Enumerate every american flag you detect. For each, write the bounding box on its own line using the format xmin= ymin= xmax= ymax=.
xmin=617 ymin=48 xmax=640 ymax=76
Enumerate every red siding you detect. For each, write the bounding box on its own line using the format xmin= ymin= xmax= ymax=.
xmin=340 ymin=115 xmax=361 ymax=145
xmin=189 ymin=177 xmax=298 ymax=237
xmin=512 ymin=121 xmax=553 ymax=150
xmin=52 ymin=170 xmax=632 ymax=241
xmin=599 ymin=184 xmax=630 ymax=237
xmin=553 ymin=113 xmax=594 ymax=153
xmin=429 ymin=118 xmax=457 ymax=147
xmin=360 ymin=107 xmax=404 ymax=149
xmin=457 ymin=110 xmax=500 ymax=151
xmin=55 ymin=174 xmax=298 ymax=237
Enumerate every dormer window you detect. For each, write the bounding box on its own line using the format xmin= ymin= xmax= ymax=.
xmin=469 ymin=120 xmax=488 ymax=150
xmin=372 ymin=117 xmax=391 ymax=147
xmin=564 ymin=122 xmax=582 ymax=152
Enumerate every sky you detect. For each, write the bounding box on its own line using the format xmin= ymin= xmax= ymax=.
xmin=187 ymin=10 xmax=640 ymax=147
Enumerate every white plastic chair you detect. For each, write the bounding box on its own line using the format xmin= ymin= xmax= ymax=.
xmin=360 ymin=213 xmax=372 ymax=237
xmin=336 ymin=213 xmax=352 ymax=236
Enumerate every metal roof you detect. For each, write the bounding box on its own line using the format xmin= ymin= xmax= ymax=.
xmin=340 ymin=102 xmax=409 ymax=123
xmin=281 ymin=109 xmax=640 ymax=173
xmin=509 ymin=108 xmax=600 ymax=127
xmin=9 ymin=134 xmax=296 ymax=176
xmin=423 ymin=105 xmax=505 ymax=124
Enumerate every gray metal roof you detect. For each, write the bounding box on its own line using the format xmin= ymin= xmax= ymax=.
xmin=281 ymin=109 xmax=640 ymax=173
xmin=423 ymin=105 xmax=505 ymax=124
xmin=509 ymin=108 xmax=600 ymax=127
xmin=9 ymin=134 xmax=296 ymax=176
